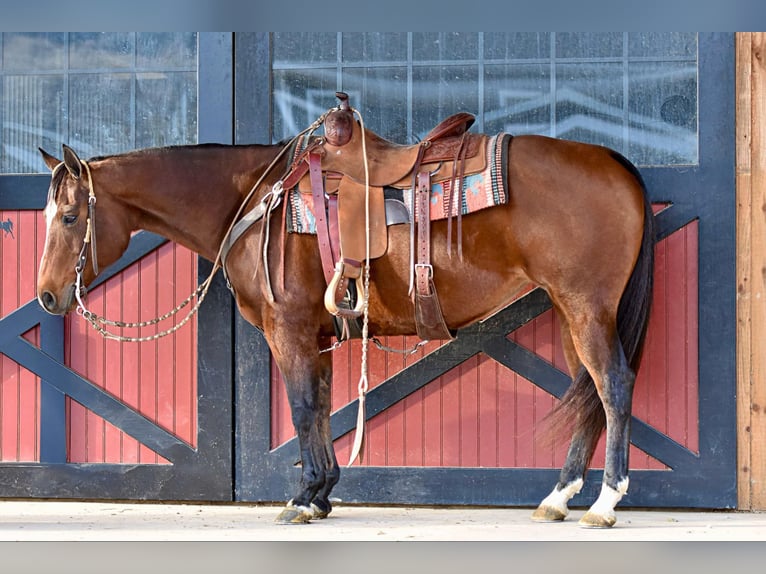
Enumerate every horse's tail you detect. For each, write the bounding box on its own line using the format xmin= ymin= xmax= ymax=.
xmin=546 ymin=152 xmax=655 ymax=457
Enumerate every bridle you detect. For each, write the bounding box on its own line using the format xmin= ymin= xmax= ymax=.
xmin=57 ymin=121 xmax=321 ymax=342
xmin=71 ymin=160 xmax=99 ymax=310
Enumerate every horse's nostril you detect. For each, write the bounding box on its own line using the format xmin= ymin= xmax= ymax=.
xmin=41 ymin=291 xmax=57 ymax=312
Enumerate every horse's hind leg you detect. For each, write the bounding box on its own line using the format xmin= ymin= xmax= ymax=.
xmin=578 ymin=342 xmax=635 ymax=528
xmin=535 ymin=306 xmax=636 ymax=528
xmin=532 ymin=314 xmax=598 ymax=522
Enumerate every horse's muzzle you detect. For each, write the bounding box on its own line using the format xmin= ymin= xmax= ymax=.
xmin=38 ymin=284 xmax=76 ymax=315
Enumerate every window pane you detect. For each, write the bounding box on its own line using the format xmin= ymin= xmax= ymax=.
xmin=340 ymin=67 xmax=408 ymax=141
xmin=342 ymin=33 xmax=408 ymax=63
xmin=555 ymin=62 xmax=624 ymax=150
xmin=2 ymin=33 xmax=66 ymax=70
xmin=484 ymin=63 xmax=550 ymax=135
xmin=412 ymin=33 xmax=478 ymax=61
xmin=1 ymin=75 xmax=65 ymax=173
xmin=137 ymin=33 xmax=197 ymax=68
xmin=273 ymin=33 xmax=337 ymax=66
xmin=69 ymin=33 xmax=134 ymax=69
xmin=484 ymin=33 xmax=551 ymax=60
xmin=412 ymin=65 xmax=478 ymax=140
xmin=556 ymin=32 xmax=623 ymax=58
xmin=69 ymin=73 xmax=133 ymax=155
xmin=272 ymin=68 xmax=336 ymax=141
xmin=628 ymin=61 xmax=697 ymax=165
xmin=136 ymin=72 xmax=197 ymax=148
xmin=0 ymin=32 xmax=197 ymax=174
xmin=269 ymin=32 xmax=698 ymax=166
xmin=628 ymin=32 xmax=696 ymax=59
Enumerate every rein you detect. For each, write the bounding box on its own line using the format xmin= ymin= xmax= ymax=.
xmin=68 ymin=116 xmax=328 ymax=342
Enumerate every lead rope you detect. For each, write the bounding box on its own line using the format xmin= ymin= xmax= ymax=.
xmin=346 ymin=108 xmax=371 ymax=467
xmin=74 ymin=114 xmax=329 ymax=342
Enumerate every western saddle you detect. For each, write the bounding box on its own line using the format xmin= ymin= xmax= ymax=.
xmin=280 ymin=92 xmax=488 ymax=341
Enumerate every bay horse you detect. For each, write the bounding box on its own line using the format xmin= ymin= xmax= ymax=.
xmin=36 ymin=111 xmax=654 ymax=529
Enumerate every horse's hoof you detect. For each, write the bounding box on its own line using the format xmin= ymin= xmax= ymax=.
xmin=275 ymin=503 xmax=314 ymax=524
xmin=531 ymin=505 xmax=567 ymax=523
xmin=310 ymin=502 xmax=331 ymax=520
xmin=578 ymin=511 xmax=616 ymax=529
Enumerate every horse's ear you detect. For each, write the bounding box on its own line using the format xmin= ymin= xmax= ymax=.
xmin=39 ymin=148 xmax=61 ymax=171
xmin=62 ymin=144 xmax=82 ymax=180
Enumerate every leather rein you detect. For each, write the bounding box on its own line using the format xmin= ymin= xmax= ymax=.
xmin=65 ymin=113 xmax=328 ymax=342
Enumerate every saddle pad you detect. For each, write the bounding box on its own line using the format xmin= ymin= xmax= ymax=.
xmin=286 ymin=132 xmax=511 ymax=234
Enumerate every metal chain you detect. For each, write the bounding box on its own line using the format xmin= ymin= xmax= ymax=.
xmin=370 ymin=336 xmax=429 ymax=355
xmin=72 ymin=111 xmax=332 ymax=343
xmin=319 ymin=335 xmax=429 ymax=356
xmin=78 ymin=282 xmax=209 ymax=342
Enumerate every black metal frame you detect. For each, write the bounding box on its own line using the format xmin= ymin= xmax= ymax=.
xmin=0 ymin=33 xmax=235 ymax=501
xmin=232 ymin=32 xmax=736 ymax=509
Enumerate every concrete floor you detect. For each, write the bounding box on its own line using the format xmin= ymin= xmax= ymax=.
xmin=0 ymin=499 xmax=764 ymax=541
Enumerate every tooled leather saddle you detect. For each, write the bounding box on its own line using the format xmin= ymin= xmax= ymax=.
xmin=283 ymin=92 xmax=489 ymax=341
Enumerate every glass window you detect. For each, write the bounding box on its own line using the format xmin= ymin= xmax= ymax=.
xmin=270 ymin=32 xmax=697 ymax=166
xmin=0 ymin=32 xmax=197 ymax=174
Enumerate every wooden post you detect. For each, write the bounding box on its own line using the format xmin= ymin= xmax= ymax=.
xmin=737 ymin=32 xmax=766 ymax=510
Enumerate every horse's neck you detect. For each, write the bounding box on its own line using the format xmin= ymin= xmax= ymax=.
xmin=99 ymin=146 xmax=280 ymax=261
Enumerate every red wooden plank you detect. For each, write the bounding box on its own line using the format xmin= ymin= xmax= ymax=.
xmin=120 ymin=263 xmax=141 ymax=463
xmin=0 ymin=212 xmax=36 ymax=461
xmin=66 ymin=315 xmax=88 ymax=462
xmin=438 ymin=365 xmax=460 ymax=466
xmin=478 ymin=355 xmax=499 ymax=467
xmin=138 ymin=251 xmax=159 ymax=463
xmin=533 ymin=310 xmax=557 ymax=468
xmin=86 ymin=284 xmax=106 ymax=462
xmin=496 ymin=355 xmax=518 ymax=467
xmin=511 ymin=321 xmax=538 ymax=467
xmin=173 ymin=245 xmax=197 ymax=447
xmin=17 ymin=212 xmax=39 ymax=461
xmin=422 ymin=373 xmax=442 ymax=466
xmin=685 ymin=223 xmax=699 ymax=453
xmin=646 ymin=232 xmax=669 ymax=470
xmin=459 ymin=355 xmax=480 ymax=467
xmin=1 ymin=355 xmax=19 ymax=460
xmin=156 ymin=243 xmax=176 ymax=439
xmin=402 ymin=389 xmax=424 ymax=466
xmin=104 ymin=274 xmax=124 ymax=463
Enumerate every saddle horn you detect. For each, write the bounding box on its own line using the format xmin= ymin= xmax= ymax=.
xmin=324 ymin=92 xmax=355 ymax=147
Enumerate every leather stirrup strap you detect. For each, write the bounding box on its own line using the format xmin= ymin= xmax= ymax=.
xmin=446 ymin=131 xmax=469 ymax=260
xmin=415 ymin=172 xmax=433 ymax=298
xmin=414 ymin=171 xmax=454 ymax=341
xmin=408 ymin=143 xmax=428 ymax=294
xmin=327 ymin=194 xmax=341 ymax=264
xmin=309 ymin=152 xmax=336 ymax=285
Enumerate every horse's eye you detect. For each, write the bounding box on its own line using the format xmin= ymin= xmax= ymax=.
xmin=62 ymin=214 xmax=78 ymax=226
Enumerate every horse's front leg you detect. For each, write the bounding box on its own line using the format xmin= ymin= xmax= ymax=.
xmin=271 ymin=341 xmax=340 ymax=524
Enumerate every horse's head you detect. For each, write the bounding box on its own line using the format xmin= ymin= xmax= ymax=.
xmin=37 ymin=145 xmax=132 ymax=315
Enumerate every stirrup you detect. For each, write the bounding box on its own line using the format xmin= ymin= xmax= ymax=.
xmin=324 ymin=261 xmax=365 ymax=319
